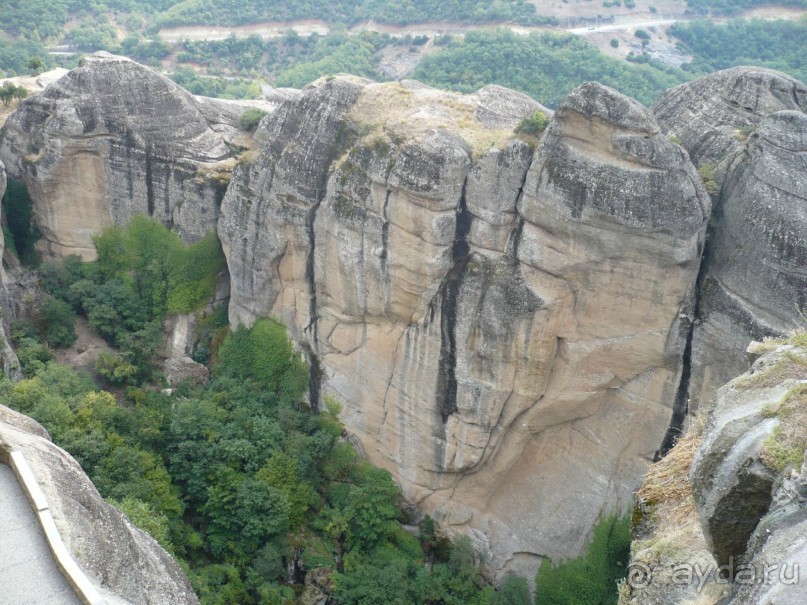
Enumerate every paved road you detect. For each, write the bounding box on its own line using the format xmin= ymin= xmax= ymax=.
xmin=0 ymin=463 xmax=81 ymax=605
xmin=568 ymin=18 xmax=679 ymax=35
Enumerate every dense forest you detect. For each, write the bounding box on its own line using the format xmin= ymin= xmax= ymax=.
xmin=2 ymin=0 xmax=806 ymax=109
xmin=157 ymin=0 xmax=555 ymax=28
xmin=671 ymin=17 xmax=807 ymax=83
xmin=413 ymin=30 xmax=688 ymax=108
xmin=685 ymin=0 xmax=807 ymax=15
xmin=0 ymin=196 xmax=630 ymax=604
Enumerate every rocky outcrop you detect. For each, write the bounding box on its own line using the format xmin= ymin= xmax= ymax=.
xmin=0 ymin=52 xmax=247 ymax=260
xmin=729 ymin=451 xmax=807 ymax=605
xmin=219 ymin=77 xmax=709 ymax=577
xmin=0 ymin=403 xmax=199 ymax=605
xmin=689 ymin=352 xmax=786 ymax=567
xmin=622 ymin=341 xmax=807 ymax=605
xmin=652 ymin=66 xmax=807 ymax=168
xmin=5 ymin=56 xmax=805 ymax=585
xmin=689 ymin=110 xmax=807 ymax=409
xmin=691 ymin=344 xmax=807 ymax=569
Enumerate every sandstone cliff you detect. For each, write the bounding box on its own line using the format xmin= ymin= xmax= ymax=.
xmin=652 ymin=66 xmax=807 ymax=169
xmin=3 ymin=57 xmax=806 ymax=583
xmin=0 ymin=403 xmax=199 ymax=604
xmin=652 ymin=68 xmax=807 ymax=412
xmin=0 ymin=52 xmax=252 ymax=260
xmin=219 ymin=75 xmax=709 ymax=578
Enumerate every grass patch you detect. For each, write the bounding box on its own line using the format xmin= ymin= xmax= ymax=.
xmin=347 ymin=81 xmax=516 ymax=159
xmin=761 ymin=384 xmax=807 ymax=473
xmin=789 ymin=331 xmax=807 ymax=348
xmin=636 ymin=430 xmax=701 ymax=526
xmin=732 ymin=351 xmax=807 ymax=390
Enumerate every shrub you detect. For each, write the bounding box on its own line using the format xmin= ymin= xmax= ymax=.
xmin=109 ymin=496 xmax=173 ymax=552
xmin=96 ymin=352 xmax=138 ymax=385
xmin=215 ymin=318 xmax=308 ymax=396
xmin=610 ymin=38 xmax=619 ymax=48
xmin=239 ymin=108 xmax=269 ymax=132
xmin=697 ymin=163 xmax=719 ymax=195
xmin=516 ymin=110 xmax=550 ymax=136
xmin=494 ymin=575 xmax=531 ymax=605
xmin=15 ymin=339 xmax=54 ymax=375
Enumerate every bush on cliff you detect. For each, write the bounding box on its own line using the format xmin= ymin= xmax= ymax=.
xmin=238 ymin=108 xmax=268 ymax=132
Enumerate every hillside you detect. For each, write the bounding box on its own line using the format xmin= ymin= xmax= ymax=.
xmin=1 ymin=0 xmax=806 ymax=109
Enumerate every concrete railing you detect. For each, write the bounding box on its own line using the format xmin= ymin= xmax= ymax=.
xmin=8 ymin=450 xmax=108 ymax=605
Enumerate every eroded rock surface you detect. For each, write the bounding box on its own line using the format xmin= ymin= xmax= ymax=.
xmin=689 ymin=110 xmax=807 ymax=408
xmin=622 ymin=342 xmax=807 ymax=605
xmin=0 ymin=404 xmax=199 ymax=605
xmin=689 ymin=353 xmax=787 ymax=566
xmin=220 ymin=77 xmax=709 ymax=577
xmin=0 ymin=160 xmax=22 ymax=380
xmin=0 ymin=52 xmax=245 ymax=259
xmin=652 ymin=66 xmax=807 ymax=168
xmin=728 ymin=451 xmax=807 ymax=605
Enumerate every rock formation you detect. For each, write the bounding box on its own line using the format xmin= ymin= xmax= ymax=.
xmin=652 ymin=66 xmax=807 ymax=168
xmin=3 ymin=56 xmax=806 ymax=583
xmin=689 ymin=110 xmax=807 ymax=409
xmin=653 ymin=68 xmax=807 ymax=411
xmin=622 ymin=340 xmax=807 ymax=605
xmin=219 ymin=76 xmax=709 ymax=577
xmin=0 ymin=403 xmax=199 ymax=605
xmin=0 ymin=52 xmax=249 ymax=260
xmin=0 ymin=160 xmax=22 ymax=380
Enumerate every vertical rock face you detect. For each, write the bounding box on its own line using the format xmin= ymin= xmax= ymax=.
xmin=652 ymin=66 xmax=807 ymax=168
xmin=0 ymin=52 xmax=241 ymax=260
xmin=220 ymin=77 xmax=709 ymax=576
xmin=689 ymin=110 xmax=807 ymax=407
xmin=0 ymin=161 xmax=22 ymax=380
xmin=652 ymin=67 xmax=807 ymax=409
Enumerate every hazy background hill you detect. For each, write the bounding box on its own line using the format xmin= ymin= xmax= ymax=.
xmin=1 ymin=0 xmax=805 ymax=107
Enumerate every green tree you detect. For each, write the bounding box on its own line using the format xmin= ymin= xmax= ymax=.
xmin=38 ymin=295 xmax=77 ymax=348
xmin=493 ymin=575 xmax=531 ymax=605
xmin=109 ymin=496 xmax=173 ymax=551
xmin=239 ymin=108 xmax=268 ymax=132
xmin=25 ymin=56 xmax=44 ymax=75
xmin=535 ymin=514 xmax=631 ymax=605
